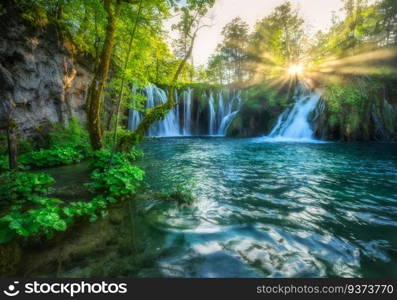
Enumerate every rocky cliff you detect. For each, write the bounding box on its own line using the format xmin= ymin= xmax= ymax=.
xmin=0 ymin=2 xmax=92 ymax=138
xmin=313 ymin=93 xmax=397 ymax=142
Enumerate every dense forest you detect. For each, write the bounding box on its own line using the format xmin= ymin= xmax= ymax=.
xmin=0 ymin=0 xmax=396 ymax=278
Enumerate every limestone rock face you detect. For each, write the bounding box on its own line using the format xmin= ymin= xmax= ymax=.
xmin=0 ymin=2 xmax=92 ymax=138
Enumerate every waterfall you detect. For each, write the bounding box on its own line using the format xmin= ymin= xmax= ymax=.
xmin=183 ymin=88 xmax=193 ymax=136
xmin=267 ymin=87 xmax=321 ymax=142
xmin=207 ymin=91 xmax=241 ymax=136
xmin=208 ymin=93 xmax=216 ymax=135
xmin=128 ymin=84 xmax=242 ymax=137
xmin=128 ymin=110 xmax=141 ymax=131
xmin=217 ymin=92 xmax=242 ymax=136
xmin=129 ymin=85 xmax=180 ymax=137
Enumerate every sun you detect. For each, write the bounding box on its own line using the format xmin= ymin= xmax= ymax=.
xmin=288 ymin=63 xmax=304 ymax=76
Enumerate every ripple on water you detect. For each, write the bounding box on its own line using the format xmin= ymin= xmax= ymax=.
xmin=138 ymin=138 xmax=397 ymax=277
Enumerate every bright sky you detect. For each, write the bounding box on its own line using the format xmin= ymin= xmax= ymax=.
xmin=189 ymin=0 xmax=346 ymax=66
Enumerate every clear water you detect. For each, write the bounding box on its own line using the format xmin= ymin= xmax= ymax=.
xmin=136 ymin=138 xmax=397 ymax=278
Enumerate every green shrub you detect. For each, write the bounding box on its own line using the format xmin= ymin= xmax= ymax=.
xmin=18 ymin=138 xmax=34 ymax=154
xmin=1 ymin=201 xmax=67 ymax=238
xmin=0 ymin=156 xmax=8 ymax=172
xmin=0 ymin=148 xmax=144 ymax=244
xmin=63 ymin=197 xmax=109 ymax=223
xmin=0 ymin=171 xmax=66 ymax=243
xmin=0 ymin=170 xmax=115 ymax=243
xmin=87 ymin=164 xmax=144 ymax=198
xmin=86 ymin=150 xmax=144 ymax=201
xmin=0 ymin=172 xmax=54 ymax=205
xmin=90 ymin=149 xmax=143 ymax=170
xmin=157 ymin=189 xmax=195 ymax=206
xmin=1 ymin=134 xmax=33 ymax=155
xmin=20 ymin=146 xmax=84 ymax=168
xmin=49 ymin=118 xmax=91 ymax=157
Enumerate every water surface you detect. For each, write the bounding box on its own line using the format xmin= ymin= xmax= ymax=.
xmin=136 ymin=138 xmax=397 ymax=278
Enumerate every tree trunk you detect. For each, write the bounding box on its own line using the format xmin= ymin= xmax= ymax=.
xmin=7 ymin=119 xmax=18 ymax=170
xmin=112 ymin=0 xmax=143 ymax=152
xmin=87 ymin=0 xmax=121 ymax=150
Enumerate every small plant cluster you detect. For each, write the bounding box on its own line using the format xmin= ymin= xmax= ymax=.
xmin=20 ymin=146 xmax=84 ymax=168
xmin=19 ymin=119 xmax=91 ymax=169
xmin=0 ymin=148 xmax=145 ymax=243
xmin=0 ymin=156 xmax=8 ymax=172
xmin=86 ymin=150 xmax=144 ymax=205
xmin=156 ymin=185 xmax=195 ymax=206
xmin=0 ymin=171 xmax=66 ymax=243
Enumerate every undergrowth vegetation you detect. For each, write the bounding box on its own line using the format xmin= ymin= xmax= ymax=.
xmin=0 ymin=119 xmax=145 ymax=244
xmin=0 ymin=148 xmax=144 ymax=243
xmin=20 ymin=119 xmax=91 ymax=169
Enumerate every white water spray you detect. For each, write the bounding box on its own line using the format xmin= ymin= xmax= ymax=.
xmin=267 ymin=87 xmax=321 ymax=142
xmin=129 ymin=85 xmax=241 ymax=137
xmin=208 ymin=91 xmax=242 ymax=136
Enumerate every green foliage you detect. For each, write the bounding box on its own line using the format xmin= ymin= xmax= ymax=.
xmin=324 ymin=83 xmax=364 ymax=113
xmin=88 ymin=164 xmax=143 ymax=197
xmin=0 ymin=171 xmax=64 ymax=243
xmin=0 ymin=156 xmax=8 ymax=172
xmin=49 ymin=118 xmax=91 ymax=156
xmin=17 ymin=119 xmax=90 ymax=169
xmin=0 ymin=172 xmax=54 ymax=206
xmin=63 ymin=198 xmax=108 ymax=223
xmin=0 ymin=158 xmax=141 ymax=243
xmin=20 ymin=146 xmax=84 ymax=168
xmin=86 ymin=150 xmax=144 ymax=201
xmin=243 ymin=84 xmax=290 ymax=109
xmin=0 ymin=135 xmax=7 ymax=156
xmin=2 ymin=204 xmax=67 ymax=239
xmin=207 ymin=17 xmax=249 ymax=85
xmin=157 ymin=188 xmax=195 ymax=206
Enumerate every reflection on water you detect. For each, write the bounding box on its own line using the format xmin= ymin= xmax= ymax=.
xmin=136 ymin=138 xmax=397 ymax=278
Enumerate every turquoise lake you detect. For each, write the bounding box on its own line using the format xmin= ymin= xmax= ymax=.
xmin=135 ymin=138 xmax=397 ymax=278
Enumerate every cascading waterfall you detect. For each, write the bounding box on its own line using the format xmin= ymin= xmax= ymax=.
xmin=208 ymin=93 xmax=216 ymax=135
xmin=183 ymin=88 xmax=192 ymax=136
xmin=208 ymin=91 xmax=242 ymax=136
xmin=128 ymin=85 xmax=180 ymax=137
xmin=267 ymin=86 xmax=321 ymax=142
xmin=129 ymin=84 xmax=241 ymax=137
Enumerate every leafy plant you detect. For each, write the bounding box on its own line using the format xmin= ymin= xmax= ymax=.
xmin=157 ymin=189 xmax=195 ymax=206
xmin=0 ymin=156 xmax=8 ymax=172
xmin=2 ymin=204 xmax=67 ymax=238
xmin=64 ymin=197 xmax=109 ymax=223
xmin=20 ymin=146 xmax=84 ymax=168
xmin=87 ymin=164 xmax=144 ymax=197
xmin=86 ymin=150 xmax=144 ymax=202
xmin=49 ymin=118 xmax=91 ymax=157
xmin=0 ymin=172 xmax=54 ymax=205
xmin=0 ymin=171 xmax=66 ymax=243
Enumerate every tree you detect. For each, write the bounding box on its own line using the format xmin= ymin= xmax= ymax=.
xmin=119 ymin=0 xmax=215 ymax=148
xmin=248 ymin=1 xmax=306 ymax=74
xmin=111 ymin=0 xmax=144 ymax=154
xmin=87 ymin=0 xmax=124 ymax=151
xmin=207 ymin=53 xmax=228 ymax=85
xmin=0 ymin=96 xmax=18 ymax=170
xmin=219 ymin=17 xmax=249 ymax=83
